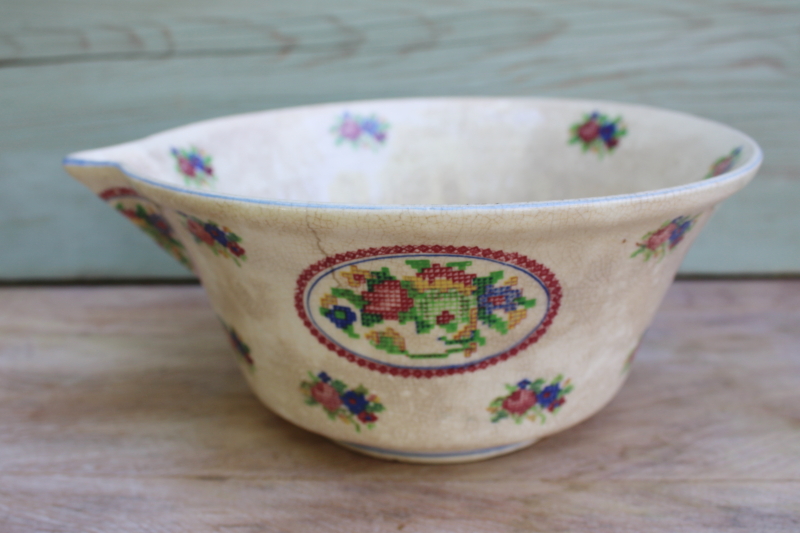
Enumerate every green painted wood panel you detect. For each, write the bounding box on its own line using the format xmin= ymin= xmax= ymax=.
xmin=1 ymin=0 xmax=799 ymax=279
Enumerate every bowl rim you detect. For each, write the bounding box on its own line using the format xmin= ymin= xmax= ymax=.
xmin=63 ymin=96 xmax=763 ymax=212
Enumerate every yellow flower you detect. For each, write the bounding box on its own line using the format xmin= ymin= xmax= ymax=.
xmin=507 ymin=308 xmax=527 ymax=330
xmin=320 ymin=294 xmax=338 ymax=308
xmin=340 ymin=265 xmax=372 ymax=287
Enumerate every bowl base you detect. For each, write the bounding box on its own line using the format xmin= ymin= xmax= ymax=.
xmin=334 ymin=438 xmax=539 ymax=464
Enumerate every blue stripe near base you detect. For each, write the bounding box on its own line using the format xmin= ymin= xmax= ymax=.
xmin=337 ymin=440 xmax=531 ymax=459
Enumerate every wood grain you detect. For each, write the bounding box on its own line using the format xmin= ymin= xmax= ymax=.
xmin=1 ymin=0 xmax=799 ymax=278
xmin=0 ymin=281 xmax=799 ymax=531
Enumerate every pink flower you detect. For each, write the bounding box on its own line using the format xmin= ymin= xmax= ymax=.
xmin=227 ymin=241 xmax=246 ymax=257
xmin=339 ymin=118 xmax=362 ymax=140
xmin=502 ymin=388 xmax=537 ymax=415
xmin=187 ymin=218 xmax=214 ymax=245
xmin=645 ymin=223 xmax=676 ymax=251
xmin=712 ymin=159 xmax=732 ymax=177
xmin=547 ymin=397 xmax=566 ymax=412
xmin=362 ymin=280 xmax=414 ymax=320
xmin=358 ymin=411 xmax=378 ymax=423
xmin=311 ymin=381 xmax=342 ymax=412
xmin=577 ymin=120 xmax=600 ymax=143
xmin=178 ymin=157 xmax=195 ymax=176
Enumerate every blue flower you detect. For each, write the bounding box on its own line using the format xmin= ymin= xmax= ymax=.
xmin=360 ymin=117 xmax=386 ymax=142
xmin=324 ymin=305 xmax=357 ymax=330
xmin=599 ymin=122 xmax=617 ymax=142
xmin=360 ymin=117 xmax=381 ymax=135
xmin=517 ymin=379 xmax=532 ymax=389
xmin=204 ymin=223 xmax=227 ymax=246
xmin=189 ymin=153 xmax=206 ymax=170
xmin=479 ymin=285 xmax=522 ymax=315
xmin=668 ymin=217 xmax=694 ymax=248
xmin=317 ymin=372 xmax=331 ymax=383
xmin=537 ymin=384 xmax=562 ymax=408
xmin=341 ymin=390 xmax=368 ymax=414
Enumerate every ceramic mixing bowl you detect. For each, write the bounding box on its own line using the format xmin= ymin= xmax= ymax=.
xmin=64 ymin=98 xmax=761 ymax=463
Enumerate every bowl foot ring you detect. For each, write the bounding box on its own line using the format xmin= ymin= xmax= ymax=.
xmin=333 ymin=438 xmax=539 ymax=464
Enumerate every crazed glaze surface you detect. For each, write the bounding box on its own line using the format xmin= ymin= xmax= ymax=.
xmin=64 ymin=97 xmax=761 ymax=463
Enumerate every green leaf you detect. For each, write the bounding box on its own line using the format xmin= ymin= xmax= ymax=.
xmin=415 ymin=319 xmax=434 ymax=334
xmin=397 ymin=308 xmax=418 ymax=324
xmin=361 ymin=312 xmax=383 ymax=327
xmin=491 ymin=411 xmax=508 ymax=423
xmin=405 ymin=259 xmax=431 ymax=272
xmin=442 ymin=321 xmax=458 ymax=334
xmin=331 ymin=288 xmax=367 ymax=308
xmin=331 ymin=380 xmax=347 ymax=394
xmin=486 ymin=315 xmax=509 ymax=335
xmin=399 ymin=279 xmax=416 ymax=291
xmin=353 ymin=385 xmax=368 ymax=395
xmin=366 ymin=403 xmax=385 ymax=413
xmin=445 ymin=261 xmax=472 ymax=270
xmin=406 ymin=352 xmax=450 ymax=359
xmin=343 ymin=324 xmax=360 ymax=339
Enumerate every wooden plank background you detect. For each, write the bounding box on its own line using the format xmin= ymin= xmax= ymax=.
xmin=1 ymin=0 xmax=798 ymax=279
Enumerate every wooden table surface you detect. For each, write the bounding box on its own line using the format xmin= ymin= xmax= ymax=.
xmin=1 ymin=281 xmax=799 ymax=532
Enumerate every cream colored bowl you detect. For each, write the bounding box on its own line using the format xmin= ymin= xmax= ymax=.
xmin=64 ymin=98 xmax=761 ymax=463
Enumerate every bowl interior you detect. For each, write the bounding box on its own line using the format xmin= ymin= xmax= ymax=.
xmin=81 ymin=98 xmax=757 ymax=206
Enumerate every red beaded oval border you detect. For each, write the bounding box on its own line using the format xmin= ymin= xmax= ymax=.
xmin=295 ymin=245 xmax=562 ymax=379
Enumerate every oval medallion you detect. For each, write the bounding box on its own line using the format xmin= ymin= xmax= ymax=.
xmin=295 ymin=246 xmax=561 ymax=378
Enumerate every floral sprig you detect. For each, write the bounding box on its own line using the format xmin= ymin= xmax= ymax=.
xmin=301 ymin=371 xmax=385 ymax=432
xmin=631 ymin=215 xmax=699 ymax=262
xmin=331 ymin=112 xmax=389 ymax=149
xmin=488 ymin=375 xmax=573 ymax=424
xmin=569 ymin=112 xmax=627 ymax=156
xmin=180 ymin=213 xmax=247 ymax=266
xmin=705 ymin=147 xmax=742 ymax=179
xmin=221 ymin=322 xmax=253 ymax=368
xmin=115 ymin=202 xmax=192 ymax=268
xmin=171 ymin=147 xmax=215 ymax=187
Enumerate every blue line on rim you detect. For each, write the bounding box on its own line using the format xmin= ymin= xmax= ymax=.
xmin=62 ymin=142 xmax=762 ymax=211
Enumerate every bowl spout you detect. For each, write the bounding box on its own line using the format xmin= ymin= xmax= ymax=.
xmin=63 ymin=158 xmax=194 ymax=271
